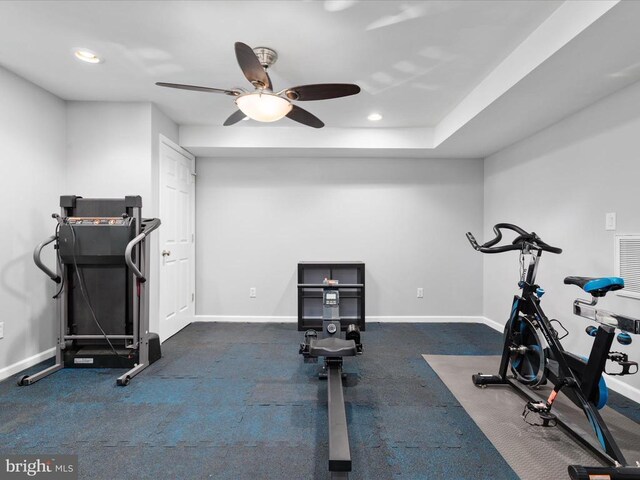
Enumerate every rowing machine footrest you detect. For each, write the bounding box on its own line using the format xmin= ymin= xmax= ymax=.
xmin=472 ymin=373 xmax=504 ymax=386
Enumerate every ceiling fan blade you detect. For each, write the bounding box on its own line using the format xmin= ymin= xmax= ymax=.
xmin=223 ymin=110 xmax=247 ymax=126
xmin=234 ymin=42 xmax=272 ymax=90
xmin=156 ymin=82 xmax=238 ymax=96
xmin=286 ymin=105 xmax=324 ymax=128
xmin=285 ymin=83 xmax=360 ymax=101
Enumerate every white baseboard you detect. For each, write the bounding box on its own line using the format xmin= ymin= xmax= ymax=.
xmin=194 ymin=315 xmax=486 ymax=324
xmin=195 ymin=315 xmax=297 ymax=323
xmin=0 ymin=347 xmax=55 ymax=383
xmin=480 ymin=316 xmax=505 ymax=332
xmin=368 ymin=316 xmax=485 ymax=323
xmin=604 ymin=376 xmax=640 ymax=404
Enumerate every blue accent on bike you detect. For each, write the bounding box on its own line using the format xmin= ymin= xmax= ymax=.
xmin=597 ymin=376 xmax=609 ymax=410
xmin=535 ymin=287 xmax=545 ymax=298
xmin=581 ymin=355 xmax=609 ymax=409
xmin=510 ymin=320 xmax=541 ymax=381
xmin=584 ymin=277 xmax=624 ymax=293
xmin=617 ymin=332 xmax=632 ymax=346
xmin=586 ymin=408 xmax=607 ymax=449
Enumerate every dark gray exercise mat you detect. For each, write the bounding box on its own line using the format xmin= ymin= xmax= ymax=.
xmin=424 ymin=355 xmax=640 ymax=480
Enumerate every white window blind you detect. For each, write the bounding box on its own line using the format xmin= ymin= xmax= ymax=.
xmin=615 ymin=235 xmax=640 ymax=300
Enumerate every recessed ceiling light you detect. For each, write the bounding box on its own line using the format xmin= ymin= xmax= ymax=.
xmin=73 ymin=49 xmax=102 ymax=64
xmin=367 ymin=113 xmax=382 ymax=121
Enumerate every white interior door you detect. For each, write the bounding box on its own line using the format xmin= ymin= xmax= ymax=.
xmin=159 ymin=137 xmax=195 ymax=341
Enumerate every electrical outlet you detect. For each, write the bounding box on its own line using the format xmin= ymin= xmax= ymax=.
xmin=249 ymin=287 xmax=256 ymax=298
xmin=0 ymin=321 xmax=4 ymax=339
xmin=417 ymin=288 xmax=424 ymax=298
xmin=605 ymin=212 xmax=616 ymax=231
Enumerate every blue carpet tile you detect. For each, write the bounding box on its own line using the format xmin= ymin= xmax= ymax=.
xmin=0 ymin=322 xmax=635 ymax=479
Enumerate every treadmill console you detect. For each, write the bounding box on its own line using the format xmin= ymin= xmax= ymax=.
xmin=58 ymin=216 xmax=135 ymax=264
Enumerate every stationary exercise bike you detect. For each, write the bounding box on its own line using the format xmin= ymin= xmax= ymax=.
xmin=466 ymin=223 xmax=640 ymax=480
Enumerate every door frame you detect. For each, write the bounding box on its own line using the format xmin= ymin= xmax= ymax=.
xmin=158 ymin=134 xmax=196 ymax=341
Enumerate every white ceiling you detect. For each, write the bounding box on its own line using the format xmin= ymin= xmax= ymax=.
xmin=1 ymin=1 xmax=639 ymax=158
xmin=0 ymin=0 xmax=560 ymax=128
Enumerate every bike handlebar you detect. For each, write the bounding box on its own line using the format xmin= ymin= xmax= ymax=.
xmin=466 ymin=223 xmax=562 ymax=254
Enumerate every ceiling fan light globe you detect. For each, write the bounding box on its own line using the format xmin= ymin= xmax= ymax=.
xmin=236 ymin=92 xmax=292 ymax=122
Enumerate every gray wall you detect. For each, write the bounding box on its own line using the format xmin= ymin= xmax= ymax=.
xmin=66 ymin=101 xmax=178 ymax=335
xmin=66 ymin=102 xmax=153 ymax=201
xmin=0 ymin=66 xmax=66 ymax=375
xmin=196 ymin=156 xmax=484 ymax=318
xmin=484 ymin=79 xmax=640 ymax=394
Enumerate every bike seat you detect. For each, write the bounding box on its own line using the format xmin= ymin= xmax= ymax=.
xmin=309 ymin=337 xmax=357 ymax=358
xmin=564 ymin=276 xmax=624 ymax=297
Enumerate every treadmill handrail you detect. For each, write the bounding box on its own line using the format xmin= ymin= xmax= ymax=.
xmin=125 ymin=218 xmax=161 ymax=283
xmin=33 ymin=235 xmax=61 ymax=283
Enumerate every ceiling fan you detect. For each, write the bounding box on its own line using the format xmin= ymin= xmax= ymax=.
xmin=156 ymin=42 xmax=361 ymax=128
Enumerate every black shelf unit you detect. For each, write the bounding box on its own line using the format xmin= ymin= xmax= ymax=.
xmin=297 ymin=261 xmax=365 ymax=332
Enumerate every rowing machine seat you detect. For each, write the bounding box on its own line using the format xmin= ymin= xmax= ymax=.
xmin=309 ymin=337 xmax=357 ymax=358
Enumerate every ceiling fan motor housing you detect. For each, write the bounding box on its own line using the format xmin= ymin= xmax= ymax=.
xmin=252 ymin=47 xmax=278 ymax=69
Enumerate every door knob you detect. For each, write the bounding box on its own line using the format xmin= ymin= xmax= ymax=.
xmin=162 ymin=250 xmax=171 ymax=257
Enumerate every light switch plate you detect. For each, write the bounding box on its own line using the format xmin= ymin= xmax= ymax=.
xmin=606 ymin=212 xmax=616 ymax=231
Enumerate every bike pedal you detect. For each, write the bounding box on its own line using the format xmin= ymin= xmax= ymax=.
xmin=538 ymin=412 xmax=557 ymax=427
xmin=606 ymin=352 xmax=639 ymax=376
xmin=617 ymin=360 xmax=638 ymax=376
xmin=522 ymin=401 xmax=557 ymax=427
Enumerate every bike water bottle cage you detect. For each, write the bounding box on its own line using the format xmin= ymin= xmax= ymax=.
xmin=564 ymin=276 xmax=624 ymax=297
xmin=466 ymin=223 xmax=562 ymax=255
